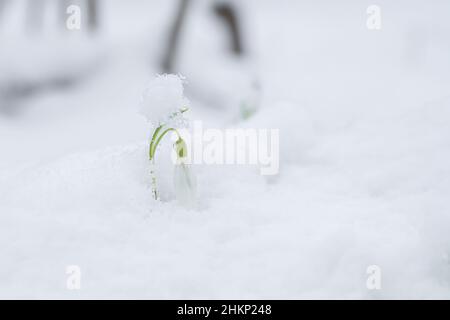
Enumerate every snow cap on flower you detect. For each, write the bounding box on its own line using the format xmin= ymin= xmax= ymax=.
xmin=140 ymin=74 xmax=190 ymax=126
xmin=174 ymin=162 xmax=196 ymax=208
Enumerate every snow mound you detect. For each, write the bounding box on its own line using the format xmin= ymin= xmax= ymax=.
xmin=1 ymin=96 xmax=450 ymax=298
xmin=1 ymin=143 xmax=152 ymax=215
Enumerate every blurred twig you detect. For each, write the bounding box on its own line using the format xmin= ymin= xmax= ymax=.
xmin=26 ymin=0 xmax=46 ymax=33
xmin=213 ymin=2 xmax=244 ymax=55
xmin=87 ymin=0 xmax=99 ymax=33
xmin=161 ymin=0 xmax=191 ymax=73
xmin=0 ymin=0 xmax=9 ymax=23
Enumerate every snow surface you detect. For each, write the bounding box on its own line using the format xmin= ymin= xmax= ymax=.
xmin=1 ymin=0 xmax=450 ymax=298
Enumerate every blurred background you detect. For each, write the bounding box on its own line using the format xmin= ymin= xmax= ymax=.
xmin=1 ymin=0 xmax=450 ymax=176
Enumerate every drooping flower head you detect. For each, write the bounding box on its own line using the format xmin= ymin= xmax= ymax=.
xmin=140 ymin=74 xmax=190 ymax=127
xmin=141 ymin=74 xmax=195 ymax=206
xmin=173 ymin=138 xmax=196 ymax=207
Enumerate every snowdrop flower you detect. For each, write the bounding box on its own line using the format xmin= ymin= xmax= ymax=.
xmin=173 ymin=138 xmax=197 ymax=207
xmin=140 ymin=74 xmax=190 ymax=127
xmin=142 ymin=74 xmax=195 ymax=206
xmin=148 ymin=128 xmax=196 ymax=207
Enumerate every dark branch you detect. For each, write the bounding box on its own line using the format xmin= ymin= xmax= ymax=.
xmin=213 ymin=2 xmax=244 ymax=56
xmin=161 ymin=0 xmax=191 ymax=73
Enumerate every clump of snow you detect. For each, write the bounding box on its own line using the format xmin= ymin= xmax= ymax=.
xmin=140 ymin=74 xmax=190 ymax=126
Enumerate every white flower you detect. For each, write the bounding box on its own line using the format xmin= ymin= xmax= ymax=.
xmin=173 ymin=161 xmax=197 ymax=208
xmin=142 ymin=75 xmax=194 ymax=204
xmin=140 ymin=74 xmax=190 ymax=126
xmin=173 ymin=138 xmax=196 ymax=207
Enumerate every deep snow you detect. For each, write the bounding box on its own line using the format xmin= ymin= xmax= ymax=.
xmin=1 ymin=0 xmax=450 ymax=298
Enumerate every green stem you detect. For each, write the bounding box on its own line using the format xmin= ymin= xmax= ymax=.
xmin=150 ymin=158 xmax=158 ymax=200
xmin=149 ymin=124 xmax=164 ymax=160
xmin=150 ymin=127 xmax=181 ymax=160
xmin=148 ymin=126 xmax=182 ymax=201
xmin=149 ymin=107 xmax=188 ymax=159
